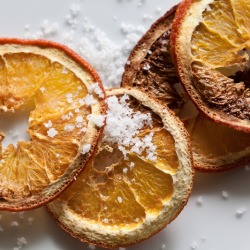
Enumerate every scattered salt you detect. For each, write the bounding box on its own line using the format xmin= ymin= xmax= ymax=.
xmin=190 ymin=241 xmax=198 ymax=249
xmin=123 ymin=168 xmax=128 ymax=174
xmin=66 ymin=93 xmax=73 ymax=103
xmin=40 ymin=87 xmax=46 ymax=93
xmin=161 ymin=244 xmax=167 ymax=249
xmin=222 ymin=190 xmax=229 ymax=200
xmin=82 ymin=144 xmax=91 ymax=154
xmin=117 ymin=196 xmax=123 ymax=203
xmin=44 ymin=120 xmax=53 ymax=128
xmin=103 ymin=95 xmax=156 ymax=160
xmin=87 ymin=114 xmax=105 ymax=127
xmin=88 ymin=83 xmax=105 ymax=98
xmin=88 ymin=244 xmax=96 ymax=249
xmin=64 ymin=124 xmax=75 ymax=132
xmin=196 ymin=196 xmax=204 ymax=206
xmin=83 ymin=94 xmax=97 ymax=106
xmin=47 ymin=128 xmax=58 ymax=138
xmin=235 ymin=207 xmax=248 ymax=218
xmin=62 ymin=111 xmax=74 ymax=120
xmin=10 ymin=221 xmax=19 ymax=227
xmin=103 ymin=218 xmax=109 ymax=224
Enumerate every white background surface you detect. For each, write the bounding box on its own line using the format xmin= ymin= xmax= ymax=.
xmin=0 ymin=0 xmax=249 ymax=250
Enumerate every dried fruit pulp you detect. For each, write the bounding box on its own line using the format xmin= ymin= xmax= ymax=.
xmin=0 ymin=41 xmax=105 ymax=210
xmin=48 ymin=88 xmax=193 ymax=248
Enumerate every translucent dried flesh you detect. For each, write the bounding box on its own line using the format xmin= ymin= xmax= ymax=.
xmin=191 ymin=0 xmax=250 ymax=68
xmin=0 ymin=52 xmax=91 ymax=203
xmin=186 ymin=114 xmax=250 ymax=165
xmin=55 ymin=105 xmax=179 ymax=229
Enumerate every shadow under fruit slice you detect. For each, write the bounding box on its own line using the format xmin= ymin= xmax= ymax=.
xmin=171 ymin=0 xmax=250 ymax=132
xmin=121 ymin=5 xmax=250 ymax=171
xmin=47 ymin=87 xmax=193 ymax=249
xmin=0 ymin=38 xmax=106 ymax=211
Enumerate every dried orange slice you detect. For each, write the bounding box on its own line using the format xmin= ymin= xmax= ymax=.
xmin=171 ymin=0 xmax=250 ymax=132
xmin=122 ymin=6 xmax=250 ymax=171
xmin=0 ymin=38 xmax=106 ymax=211
xmin=47 ymin=87 xmax=193 ymax=248
xmin=122 ymin=5 xmax=184 ymax=113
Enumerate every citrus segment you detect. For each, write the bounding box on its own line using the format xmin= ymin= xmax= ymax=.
xmin=47 ymin=88 xmax=193 ymax=248
xmin=185 ymin=113 xmax=250 ymax=171
xmin=0 ymin=39 xmax=106 ymax=211
xmin=171 ymin=0 xmax=250 ymax=132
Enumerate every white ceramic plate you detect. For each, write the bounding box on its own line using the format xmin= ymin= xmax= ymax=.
xmin=0 ymin=1 xmax=250 ymax=249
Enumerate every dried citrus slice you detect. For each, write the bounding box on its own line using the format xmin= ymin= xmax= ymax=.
xmin=122 ymin=5 xmax=184 ymax=113
xmin=47 ymin=87 xmax=193 ymax=248
xmin=171 ymin=0 xmax=250 ymax=132
xmin=0 ymin=38 xmax=106 ymax=211
xmin=122 ymin=6 xmax=250 ymax=171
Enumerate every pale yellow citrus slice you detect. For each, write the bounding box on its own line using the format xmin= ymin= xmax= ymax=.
xmin=0 ymin=38 xmax=106 ymax=211
xmin=47 ymin=87 xmax=193 ymax=248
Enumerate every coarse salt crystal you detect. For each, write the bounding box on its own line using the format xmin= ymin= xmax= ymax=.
xmin=88 ymin=83 xmax=104 ymax=98
xmin=76 ymin=115 xmax=84 ymax=123
xmin=196 ymin=196 xmax=204 ymax=206
xmin=143 ymin=62 xmax=150 ymax=70
xmin=44 ymin=120 xmax=53 ymax=128
xmin=103 ymin=218 xmax=109 ymax=223
xmin=88 ymin=244 xmax=96 ymax=249
xmin=66 ymin=93 xmax=73 ymax=103
xmin=130 ymin=162 xmax=135 ymax=169
xmin=222 ymin=190 xmax=229 ymax=199
xmin=123 ymin=168 xmax=128 ymax=174
xmin=40 ymin=86 xmax=46 ymax=93
xmin=83 ymin=94 xmax=97 ymax=106
xmin=87 ymin=114 xmax=105 ymax=127
xmin=117 ymin=196 xmax=123 ymax=203
xmin=10 ymin=221 xmax=19 ymax=227
xmin=64 ymin=124 xmax=75 ymax=132
xmin=0 ymin=226 xmax=3 ymax=232
xmin=190 ymin=241 xmax=198 ymax=249
xmin=47 ymin=128 xmax=58 ymax=138
xmin=235 ymin=207 xmax=248 ymax=218
xmin=82 ymin=144 xmax=91 ymax=154
xmin=161 ymin=244 xmax=167 ymax=249
xmin=62 ymin=111 xmax=74 ymax=120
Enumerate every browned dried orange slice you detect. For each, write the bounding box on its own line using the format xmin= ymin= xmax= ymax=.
xmin=47 ymin=87 xmax=193 ymax=249
xmin=0 ymin=38 xmax=106 ymax=211
xmin=171 ymin=0 xmax=250 ymax=132
xmin=122 ymin=5 xmax=250 ymax=171
xmin=122 ymin=5 xmax=183 ymax=113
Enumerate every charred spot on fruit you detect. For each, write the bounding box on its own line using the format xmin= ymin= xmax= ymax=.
xmin=131 ymin=30 xmax=184 ymax=113
xmin=192 ymin=63 xmax=250 ymax=120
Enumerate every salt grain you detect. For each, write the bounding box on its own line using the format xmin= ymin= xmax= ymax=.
xmin=87 ymin=114 xmax=105 ymax=127
xmin=44 ymin=120 xmax=53 ymax=128
xmin=64 ymin=124 xmax=75 ymax=132
xmin=40 ymin=87 xmax=46 ymax=93
xmin=88 ymin=244 xmax=96 ymax=249
xmin=196 ymin=196 xmax=204 ymax=206
xmin=222 ymin=190 xmax=229 ymax=200
xmin=117 ymin=196 xmax=123 ymax=203
xmin=82 ymin=144 xmax=91 ymax=154
xmin=83 ymin=94 xmax=97 ymax=106
xmin=47 ymin=128 xmax=58 ymax=138
xmin=235 ymin=207 xmax=248 ymax=218
xmin=161 ymin=244 xmax=167 ymax=249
